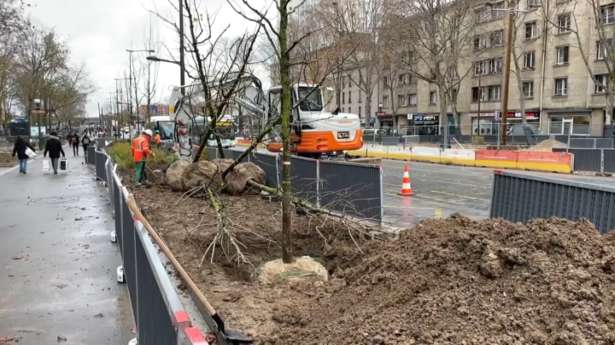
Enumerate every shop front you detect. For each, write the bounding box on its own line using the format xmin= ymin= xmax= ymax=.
xmin=406 ymin=113 xmax=456 ymax=136
xmin=548 ymin=111 xmax=591 ymax=136
xmin=469 ymin=111 xmax=540 ymax=136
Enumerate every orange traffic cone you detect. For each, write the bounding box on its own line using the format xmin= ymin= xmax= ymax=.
xmin=399 ymin=163 xmax=414 ymax=196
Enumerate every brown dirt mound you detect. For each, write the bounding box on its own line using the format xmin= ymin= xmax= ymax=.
xmin=264 ymin=216 xmax=615 ymax=345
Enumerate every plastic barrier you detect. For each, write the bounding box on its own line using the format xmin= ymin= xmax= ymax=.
xmin=475 ymin=149 xmax=519 ymax=169
xmin=516 ymin=151 xmax=573 ymax=173
xmin=440 ymin=149 xmax=475 ymax=166
xmin=410 ymin=147 xmax=441 ymax=163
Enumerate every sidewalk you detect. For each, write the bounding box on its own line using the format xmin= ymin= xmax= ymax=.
xmin=0 ymin=148 xmax=133 ymax=344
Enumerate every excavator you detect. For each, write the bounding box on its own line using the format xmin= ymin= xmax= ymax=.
xmin=170 ymin=73 xmax=364 ymax=157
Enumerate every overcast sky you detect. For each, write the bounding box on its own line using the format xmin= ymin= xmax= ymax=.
xmin=25 ymin=0 xmax=269 ymax=118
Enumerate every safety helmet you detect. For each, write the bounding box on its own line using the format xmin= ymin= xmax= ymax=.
xmin=143 ymin=129 xmax=153 ymax=137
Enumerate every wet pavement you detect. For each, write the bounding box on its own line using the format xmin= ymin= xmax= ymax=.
xmin=0 ymin=150 xmax=133 ymax=344
xmin=381 ymin=159 xmax=615 ymax=228
xmin=382 ymin=160 xmax=494 ymax=227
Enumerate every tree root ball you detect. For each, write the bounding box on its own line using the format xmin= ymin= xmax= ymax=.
xmin=165 ymin=159 xmax=266 ymax=195
xmin=257 ymin=256 xmax=328 ymax=285
xmin=224 ymin=162 xmax=266 ymax=195
xmin=166 ymin=159 xmax=192 ymax=191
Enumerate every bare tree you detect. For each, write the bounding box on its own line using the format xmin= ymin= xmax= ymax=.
xmin=395 ymin=0 xmax=475 ymax=146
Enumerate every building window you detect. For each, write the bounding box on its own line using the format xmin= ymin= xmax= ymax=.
xmin=408 ymin=94 xmax=417 ymax=106
xmin=477 ymin=2 xmax=504 ymax=22
xmin=429 ymin=91 xmax=437 ymax=105
xmin=383 ymin=95 xmax=389 ymax=107
xmin=525 ymin=22 xmax=537 ymax=40
xmin=594 ymin=74 xmax=608 ymax=93
xmin=556 ymin=46 xmax=569 ymax=65
xmin=596 ymin=38 xmax=615 ymax=60
xmin=557 ymin=13 xmax=571 ymax=33
xmin=523 ymin=51 xmax=536 ymax=69
xmin=490 ymin=30 xmax=504 ymax=47
xmin=528 ymin=0 xmax=542 ymax=8
xmin=342 ymin=92 xmax=345 ymax=104
xmin=342 ymin=76 xmax=345 ymax=89
xmin=473 ymin=35 xmax=480 ymax=50
xmin=348 ymin=106 xmax=351 ymax=113
xmin=554 ymin=78 xmax=568 ymax=96
xmin=601 ymin=4 xmax=615 ymax=24
xmin=474 ymin=57 xmax=503 ymax=75
xmin=383 ymin=76 xmax=389 ymax=87
xmin=522 ymin=81 xmax=534 ymax=98
xmin=358 ymin=90 xmax=362 ymax=103
xmin=349 ymin=90 xmax=352 ymax=103
xmin=358 ymin=106 xmax=362 ymax=117
xmin=398 ymin=94 xmax=407 ymax=107
xmin=471 ymin=85 xmax=501 ymax=102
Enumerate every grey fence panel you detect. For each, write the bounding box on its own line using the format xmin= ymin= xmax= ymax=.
xmin=568 ymin=149 xmax=602 ymax=172
xmin=95 ymin=151 xmax=107 ymax=181
xmin=113 ymin=178 xmax=123 ymax=252
xmin=596 ymin=138 xmax=614 ymax=149
xmin=569 ymin=137 xmax=595 ymax=148
xmin=206 ymin=147 xmax=218 ymax=159
xmin=319 ymin=161 xmax=382 ymax=220
xmin=382 ymin=136 xmax=400 ymax=146
xmin=251 ymin=153 xmax=279 ymax=188
xmin=604 ymin=150 xmax=615 ymax=173
xmin=135 ymin=223 xmax=182 ymax=345
xmin=87 ymin=145 xmax=95 ymax=164
xmin=121 ymin=195 xmax=138 ymax=319
xmin=491 ymin=171 xmax=615 ymax=233
xmin=290 ymin=156 xmax=318 ymax=204
xmin=228 ymin=149 xmax=249 ymax=163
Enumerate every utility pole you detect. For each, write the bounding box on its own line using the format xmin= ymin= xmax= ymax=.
xmin=500 ymin=0 xmax=515 ymax=146
xmin=477 ymin=72 xmax=482 ymax=137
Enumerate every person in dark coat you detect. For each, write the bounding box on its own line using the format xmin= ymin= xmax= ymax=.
xmin=70 ymin=132 xmax=80 ymax=156
xmin=44 ymin=131 xmax=65 ymax=175
xmin=81 ymin=132 xmax=91 ymax=162
xmin=12 ymin=136 xmax=35 ymax=174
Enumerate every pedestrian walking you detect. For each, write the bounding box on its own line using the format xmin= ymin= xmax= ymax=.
xmin=44 ymin=131 xmax=66 ymax=175
xmin=81 ymin=132 xmax=91 ymax=160
xmin=11 ymin=136 xmax=35 ymax=174
xmin=70 ymin=132 xmax=80 ymax=156
xmin=131 ymin=129 xmax=154 ymax=184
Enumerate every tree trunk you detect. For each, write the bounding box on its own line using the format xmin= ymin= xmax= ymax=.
xmin=279 ymin=1 xmax=293 ymax=264
xmin=438 ymin=84 xmax=449 ymax=147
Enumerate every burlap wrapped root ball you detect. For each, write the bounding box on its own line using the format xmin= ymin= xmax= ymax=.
xmin=165 ymin=159 xmax=192 ymax=191
xmin=224 ymin=162 xmax=266 ymax=195
xmin=183 ymin=160 xmax=218 ymax=190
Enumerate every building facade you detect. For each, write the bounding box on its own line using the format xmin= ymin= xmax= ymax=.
xmin=333 ymin=0 xmax=615 ymax=137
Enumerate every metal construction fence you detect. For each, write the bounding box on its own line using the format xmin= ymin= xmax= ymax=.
xmin=91 ymin=153 xmax=213 ymax=345
xmin=205 ymin=147 xmax=384 ymax=221
xmin=491 ymin=170 xmax=615 ymax=233
xmin=553 ymin=148 xmax=615 ymax=174
xmin=87 ymin=145 xmax=95 ymax=165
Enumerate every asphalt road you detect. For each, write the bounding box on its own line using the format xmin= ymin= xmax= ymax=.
xmin=0 ymin=150 xmax=133 ymax=344
xmin=381 ymin=160 xmax=494 ymax=228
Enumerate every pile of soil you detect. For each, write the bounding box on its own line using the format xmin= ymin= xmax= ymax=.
xmin=132 ymin=182 xmax=615 ymax=344
xmin=266 ymin=216 xmax=615 ymax=344
xmin=132 ymin=185 xmax=371 ymax=337
xmin=531 ymin=138 xmax=568 ymax=151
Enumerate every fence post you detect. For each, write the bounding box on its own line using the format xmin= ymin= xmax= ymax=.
xmin=379 ymin=164 xmax=384 ymax=223
xmin=601 ymin=149 xmax=605 ymax=174
xmin=316 ymin=160 xmax=320 ymax=208
xmin=133 ymin=219 xmax=141 ymax=341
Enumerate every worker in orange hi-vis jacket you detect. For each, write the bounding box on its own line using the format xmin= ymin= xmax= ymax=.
xmin=131 ymin=129 xmax=154 ymax=184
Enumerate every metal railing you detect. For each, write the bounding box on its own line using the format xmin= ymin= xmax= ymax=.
xmin=491 ymin=170 xmax=615 ymax=233
xmin=96 ymin=151 xmax=213 ymax=345
xmin=205 ymin=148 xmax=384 ymax=222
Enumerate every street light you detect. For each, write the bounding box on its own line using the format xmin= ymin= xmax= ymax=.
xmin=146 ymin=55 xmax=181 ymax=66
xmin=485 ymin=1 xmax=528 ymax=146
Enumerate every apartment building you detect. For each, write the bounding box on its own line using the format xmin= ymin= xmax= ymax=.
xmin=334 ymin=0 xmax=615 ymax=137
